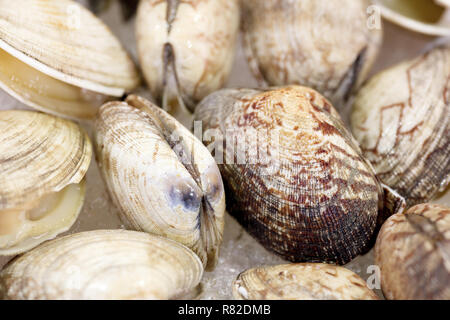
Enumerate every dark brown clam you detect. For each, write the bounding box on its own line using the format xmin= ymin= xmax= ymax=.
xmin=194 ymin=86 xmax=402 ymax=264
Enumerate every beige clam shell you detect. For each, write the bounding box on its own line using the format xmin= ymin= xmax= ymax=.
xmin=351 ymin=42 xmax=450 ymax=206
xmin=0 ymin=0 xmax=140 ymax=119
xmin=0 ymin=230 xmax=204 ymax=300
xmin=0 ymin=110 xmax=92 ymax=255
xmin=136 ymin=0 xmax=239 ymax=121
xmin=233 ymin=263 xmax=379 ymax=300
xmin=95 ymin=95 xmax=225 ymax=270
xmin=375 ymin=204 xmax=450 ymax=300
xmin=241 ymin=0 xmax=382 ymax=113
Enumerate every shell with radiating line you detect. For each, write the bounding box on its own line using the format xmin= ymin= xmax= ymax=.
xmin=136 ymin=0 xmax=239 ymax=124
xmin=233 ymin=263 xmax=379 ymax=300
xmin=241 ymin=0 xmax=382 ymax=114
xmin=0 ymin=110 xmax=92 ymax=255
xmin=0 ymin=0 xmax=140 ymax=119
xmin=351 ymin=42 xmax=450 ymax=207
xmin=0 ymin=230 xmax=203 ymax=300
xmin=95 ymin=95 xmax=225 ymax=270
xmin=194 ymin=85 xmax=404 ymax=265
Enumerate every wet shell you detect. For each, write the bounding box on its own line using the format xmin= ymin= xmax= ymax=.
xmin=95 ymin=95 xmax=225 ymax=270
xmin=194 ymin=86 xmax=390 ymax=265
xmin=375 ymin=0 xmax=450 ymax=36
xmin=241 ymin=0 xmax=382 ymax=113
xmin=375 ymin=204 xmax=450 ymax=300
xmin=0 ymin=110 xmax=92 ymax=255
xmin=233 ymin=263 xmax=378 ymax=300
xmin=351 ymin=42 xmax=450 ymax=207
xmin=136 ymin=0 xmax=239 ymax=123
xmin=0 ymin=230 xmax=203 ymax=300
xmin=0 ymin=0 xmax=140 ymax=119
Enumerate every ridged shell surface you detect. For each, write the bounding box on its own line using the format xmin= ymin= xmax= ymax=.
xmin=351 ymin=43 xmax=450 ymax=206
xmin=0 ymin=230 xmax=203 ymax=300
xmin=233 ymin=263 xmax=378 ymax=300
xmin=95 ymin=95 xmax=225 ymax=270
xmin=241 ymin=0 xmax=382 ymax=111
xmin=375 ymin=204 xmax=450 ymax=300
xmin=194 ymin=86 xmax=383 ymax=264
xmin=0 ymin=0 xmax=140 ymax=95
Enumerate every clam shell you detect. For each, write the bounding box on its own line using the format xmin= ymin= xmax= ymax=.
xmin=0 ymin=0 xmax=140 ymax=119
xmin=194 ymin=86 xmax=385 ymax=265
xmin=0 ymin=230 xmax=203 ymax=300
xmin=241 ymin=0 xmax=382 ymax=113
xmin=95 ymin=95 xmax=225 ymax=270
xmin=375 ymin=204 xmax=450 ymax=300
xmin=233 ymin=263 xmax=378 ymax=300
xmin=375 ymin=0 xmax=450 ymax=36
xmin=136 ymin=0 xmax=239 ymax=122
xmin=0 ymin=110 xmax=92 ymax=255
xmin=351 ymin=42 xmax=450 ymax=206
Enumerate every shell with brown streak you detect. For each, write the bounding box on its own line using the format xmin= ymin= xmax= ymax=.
xmin=233 ymin=263 xmax=378 ymax=300
xmin=95 ymin=95 xmax=225 ymax=270
xmin=0 ymin=230 xmax=203 ymax=300
xmin=194 ymin=86 xmax=399 ymax=265
xmin=241 ymin=0 xmax=382 ymax=113
xmin=351 ymin=42 xmax=450 ymax=207
xmin=0 ymin=0 xmax=140 ymax=119
xmin=375 ymin=204 xmax=450 ymax=300
xmin=0 ymin=110 xmax=92 ymax=255
xmin=136 ymin=0 xmax=239 ymax=124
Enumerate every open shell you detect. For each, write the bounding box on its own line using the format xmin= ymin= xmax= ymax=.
xmin=194 ymin=86 xmax=401 ymax=265
xmin=351 ymin=42 xmax=450 ymax=207
xmin=136 ymin=0 xmax=239 ymax=124
xmin=375 ymin=204 xmax=450 ymax=300
xmin=233 ymin=263 xmax=378 ymax=300
xmin=0 ymin=110 xmax=92 ymax=255
xmin=0 ymin=230 xmax=203 ymax=300
xmin=241 ymin=0 xmax=382 ymax=114
xmin=375 ymin=0 xmax=450 ymax=36
xmin=95 ymin=95 xmax=225 ymax=270
xmin=0 ymin=0 xmax=140 ymax=119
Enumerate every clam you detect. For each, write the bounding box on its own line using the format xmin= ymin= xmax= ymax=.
xmin=0 ymin=230 xmax=203 ymax=300
xmin=233 ymin=263 xmax=378 ymax=300
xmin=375 ymin=0 xmax=450 ymax=36
xmin=375 ymin=204 xmax=450 ymax=300
xmin=95 ymin=95 xmax=225 ymax=270
xmin=136 ymin=0 xmax=239 ymax=124
xmin=194 ymin=85 xmax=405 ymax=265
xmin=0 ymin=110 xmax=92 ymax=255
xmin=351 ymin=41 xmax=450 ymax=207
xmin=241 ymin=0 xmax=382 ymax=113
xmin=0 ymin=0 xmax=140 ymax=120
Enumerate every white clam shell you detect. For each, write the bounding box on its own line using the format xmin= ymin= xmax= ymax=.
xmin=0 ymin=230 xmax=204 ymax=300
xmin=95 ymin=95 xmax=225 ymax=270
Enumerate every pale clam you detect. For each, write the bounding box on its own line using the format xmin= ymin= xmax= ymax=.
xmin=241 ymin=0 xmax=382 ymax=113
xmin=233 ymin=263 xmax=378 ymax=300
xmin=375 ymin=204 xmax=450 ymax=300
xmin=0 ymin=110 xmax=92 ymax=255
xmin=0 ymin=230 xmax=203 ymax=300
xmin=375 ymin=0 xmax=450 ymax=36
xmin=0 ymin=0 xmax=140 ymax=120
xmin=95 ymin=95 xmax=225 ymax=270
xmin=194 ymin=85 xmax=404 ymax=265
xmin=136 ymin=0 xmax=239 ymax=124
xmin=351 ymin=42 xmax=450 ymax=206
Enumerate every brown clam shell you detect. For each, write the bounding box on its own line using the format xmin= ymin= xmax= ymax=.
xmin=194 ymin=86 xmax=387 ymax=264
xmin=375 ymin=204 xmax=450 ymax=300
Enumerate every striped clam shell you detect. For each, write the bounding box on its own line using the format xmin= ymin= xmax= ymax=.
xmin=351 ymin=42 xmax=450 ymax=207
xmin=194 ymin=86 xmax=393 ymax=264
xmin=95 ymin=95 xmax=225 ymax=270
xmin=375 ymin=204 xmax=450 ymax=300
